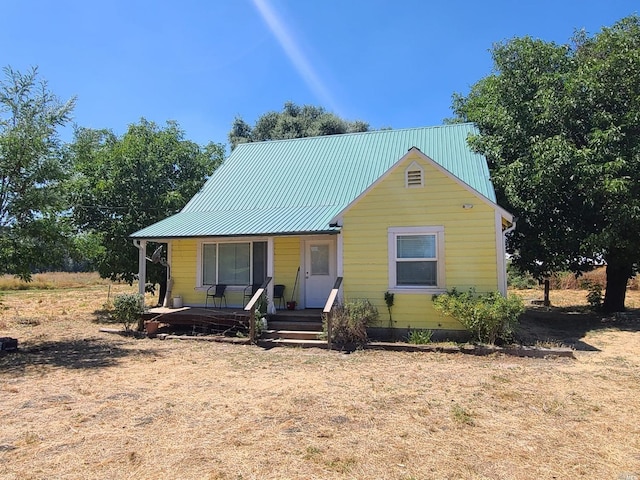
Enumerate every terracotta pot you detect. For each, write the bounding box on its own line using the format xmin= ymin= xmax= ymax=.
xmin=145 ymin=321 xmax=160 ymax=335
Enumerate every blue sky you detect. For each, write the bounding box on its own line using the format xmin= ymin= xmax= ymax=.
xmin=2 ymin=0 xmax=636 ymax=148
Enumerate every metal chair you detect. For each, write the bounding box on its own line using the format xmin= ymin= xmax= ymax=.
xmin=273 ymin=284 xmax=286 ymax=309
xmin=205 ymin=284 xmax=227 ymax=308
xmin=243 ymin=283 xmax=261 ymax=307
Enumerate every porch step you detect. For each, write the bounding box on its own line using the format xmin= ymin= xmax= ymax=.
xmin=263 ymin=329 xmax=324 ymax=341
xmin=267 ymin=320 xmax=323 ymax=331
xmin=258 ymin=338 xmax=328 ymax=349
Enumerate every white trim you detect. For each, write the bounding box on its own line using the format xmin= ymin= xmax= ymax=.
xmin=302 ymin=235 xmax=338 ymax=308
xmin=337 ymin=232 xmax=344 ymax=303
xmin=388 ymin=226 xmax=445 ymax=293
xmin=163 ymin=241 xmax=173 ymax=308
xmin=330 ymin=147 xmax=513 ymax=225
xmin=495 ymin=211 xmax=507 ymax=295
xmin=136 ymin=239 xmax=147 ymax=296
xmin=299 ymin=237 xmax=306 ymax=308
xmin=267 ymin=237 xmax=275 ymax=313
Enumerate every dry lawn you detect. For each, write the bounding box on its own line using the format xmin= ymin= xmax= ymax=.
xmin=1 ymin=277 xmax=639 ymax=479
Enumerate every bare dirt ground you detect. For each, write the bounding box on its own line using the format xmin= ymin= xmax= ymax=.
xmin=1 ymin=280 xmax=639 ymax=479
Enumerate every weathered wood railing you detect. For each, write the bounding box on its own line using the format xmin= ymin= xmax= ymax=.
xmin=322 ymin=277 xmax=343 ymax=350
xmin=244 ymin=277 xmax=272 ymax=343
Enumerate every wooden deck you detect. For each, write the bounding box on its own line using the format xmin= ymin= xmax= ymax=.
xmin=143 ymin=306 xmax=323 ymax=334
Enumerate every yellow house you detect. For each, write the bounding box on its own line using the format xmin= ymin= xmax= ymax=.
xmin=131 ymin=124 xmax=513 ymax=337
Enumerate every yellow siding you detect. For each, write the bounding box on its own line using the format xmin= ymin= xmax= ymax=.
xmin=342 ymin=151 xmax=499 ymax=330
xmin=170 ymin=239 xmax=200 ymax=304
xmin=274 ymin=236 xmax=301 ymax=305
xmin=169 ymin=237 xmax=303 ymax=307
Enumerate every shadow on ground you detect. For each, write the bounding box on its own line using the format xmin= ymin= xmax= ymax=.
xmin=91 ymin=308 xmax=119 ymax=325
xmin=0 ymin=337 xmax=158 ymax=373
xmin=517 ymin=305 xmax=640 ymax=350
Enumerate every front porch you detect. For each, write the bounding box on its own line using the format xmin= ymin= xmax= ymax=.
xmin=144 ymin=306 xmax=324 ymax=339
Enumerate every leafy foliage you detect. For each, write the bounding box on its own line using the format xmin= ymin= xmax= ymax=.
xmin=432 ymin=289 xmax=524 ymax=344
xmin=323 ymin=299 xmax=378 ymax=346
xmin=0 ymin=66 xmax=76 ymax=279
xmin=69 ymin=119 xmax=224 ymax=295
xmin=585 ymin=282 xmax=604 ymax=311
xmin=452 ymin=15 xmax=640 ymax=312
xmin=229 ymin=102 xmax=369 ymax=150
xmin=406 ymin=329 xmax=433 ymax=344
xmin=112 ymin=293 xmax=144 ymax=331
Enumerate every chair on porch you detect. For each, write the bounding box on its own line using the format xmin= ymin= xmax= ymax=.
xmin=243 ymin=283 xmax=261 ymax=307
xmin=273 ymin=284 xmax=286 ymax=309
xmin=205 ymin=284 xmax=227 ymax=308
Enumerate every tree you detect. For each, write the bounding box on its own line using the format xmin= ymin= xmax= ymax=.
xmin=70 ymin=119 xmax=224 ymax=303
xmin=452 ymin=15 xmax=640 ymax=312
xmin=228 ymin=102 xmax=370 ymax=150
xmin=0 ymin=66 xmax=76 ymax=280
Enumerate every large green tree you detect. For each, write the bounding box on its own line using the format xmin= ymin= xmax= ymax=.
xmin=453 ymin=15 xmax=640 ymax=312
xmin=229 ymin=101 xmax=369 ymax=150
xmin=70 ymin=119 xmax=224 ymax=301
xmin=0 ymin=66 xmax=76 ymax=280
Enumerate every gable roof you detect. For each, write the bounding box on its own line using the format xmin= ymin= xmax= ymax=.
xmin=131 ymin=123 xmax=500 ymax=239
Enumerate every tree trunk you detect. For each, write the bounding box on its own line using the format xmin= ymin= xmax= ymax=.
xmin=602 ymin=260 xmax=632 ymax=313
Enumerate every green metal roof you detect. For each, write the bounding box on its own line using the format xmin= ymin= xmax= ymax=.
xmin=131 ymin=123 xmax=496 ymax=239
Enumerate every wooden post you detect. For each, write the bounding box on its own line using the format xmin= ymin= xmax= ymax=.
xmin=249 ymin=306 xmax=256 ymax=344
xmin=544 ymin=279 xmax=550 ymax=307
xmin=322 ymin=277 xmax=342 ymax=351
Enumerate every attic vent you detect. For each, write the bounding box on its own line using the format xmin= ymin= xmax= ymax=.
xmin=405 ymin=162 xmax=424 ymax=188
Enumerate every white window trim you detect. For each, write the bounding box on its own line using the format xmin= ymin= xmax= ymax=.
xmin=405 ymin=161 xmax=424 ymax=188
xmin=388 ymin=226 xmax=445 ymax=294
xmin=196 ymin=237 xmax=268 ymax=290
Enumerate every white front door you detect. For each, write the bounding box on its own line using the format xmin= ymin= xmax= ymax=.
xmin=304 ymin=239 xmax=336 ymax=308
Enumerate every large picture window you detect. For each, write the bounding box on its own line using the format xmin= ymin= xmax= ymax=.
xmin=201 ymin=241 xmax=267 ymax=286
xmin=388 ymin=227 xmax=444 ymax=291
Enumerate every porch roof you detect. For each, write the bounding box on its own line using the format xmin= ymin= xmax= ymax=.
xmin=130 ymin=205 xmax=341 ymax=238
xmin=132 ymin=123 xmax=497 ymax=239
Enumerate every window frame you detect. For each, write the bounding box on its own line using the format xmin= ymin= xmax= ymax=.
xmin=388 ymin=226 xmax=445 ymax=293
xmin=197 ymin=238 xmax=268 ymax=288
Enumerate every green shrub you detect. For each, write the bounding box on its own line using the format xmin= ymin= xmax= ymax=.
xmin=323 ymin=299 xmax=378 ymax=346
xmin=407 ymin=329 xmax=433 ymax=344
xmin=432 ymin=288 xmax=524 ymax=344
xmin=585 ymin=282 xmax=603 ymax=310
xmin=113 ymin=293 xmax=144 ymax=331
xmin=507 ymin=264 xmax=537 ymax=289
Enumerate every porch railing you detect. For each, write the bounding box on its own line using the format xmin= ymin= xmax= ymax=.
xmin=244 ymin=277 xmax=272 ymax=343
xmin=322 ymin=277 xmax=343 ymax=350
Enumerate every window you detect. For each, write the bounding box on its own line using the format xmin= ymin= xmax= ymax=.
xmin=201 ymin=241 xmax=267 ymax=286
xmin=388 ymin=227 xmax=444 ymax=291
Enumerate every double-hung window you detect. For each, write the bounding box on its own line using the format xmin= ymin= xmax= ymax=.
xmin=388 ymin=227 xmax=444 ymax=291
xmin=200 ymin=240 xmax=267 ymax=286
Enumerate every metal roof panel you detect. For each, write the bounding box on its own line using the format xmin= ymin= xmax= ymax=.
xmin=132 ymin=124 xmax=497 ymax=238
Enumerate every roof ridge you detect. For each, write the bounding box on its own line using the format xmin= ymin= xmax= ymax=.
xmin=234 ymin=123 xmax=477 ymax=149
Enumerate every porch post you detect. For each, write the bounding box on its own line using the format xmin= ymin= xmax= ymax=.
xmin=162 ymin=241 xmax=172 ymax=308
xmin=137 ymin=239 xmax=147 ymax=297
xmin=337 ymin=232 xmax=344 ymax=303
xmin=267 ymin=237 xmax=275 ymax=314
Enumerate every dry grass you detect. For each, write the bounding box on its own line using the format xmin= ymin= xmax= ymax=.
xmin=0 ymin=272 xmax=115 ymax=291
xmin=512 ymin=287 xmax=640 ymax=310
xmin=1 ymin=279 xmax=639 ymax=479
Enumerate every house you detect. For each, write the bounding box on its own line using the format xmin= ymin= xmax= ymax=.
xmin=131 ymin=124 xmax=513 ymax=336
